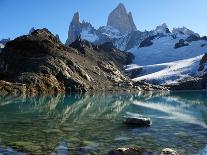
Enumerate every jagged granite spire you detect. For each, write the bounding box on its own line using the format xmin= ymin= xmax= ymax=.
xmin=65 ymin=12 xmax=82 ymax=45
xmin=107 ymin=3 xmax=137 ymax=34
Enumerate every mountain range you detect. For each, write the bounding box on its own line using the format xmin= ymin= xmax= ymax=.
xmin=65 ymin=3 xmax=207 ymax=85
xmin=0 ymin=3 xmax=207 ymax=96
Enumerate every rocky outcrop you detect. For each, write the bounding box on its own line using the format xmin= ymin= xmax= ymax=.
xmin=65 ymin=12 xmax=97 ymax=45
xmin=174 ymin=39 xmax=189 ymax=49
xmin=198 ymin=53 xmax=207 ymax=72
xmin=107 ymin=3 xmax=137 ymax=34
xmin=168 ymin=77 xmax=205 ymax=90
xmin=139 ymin=35 xmax=156 ymax=48
xmin=0 ymin=29 xmax=138 ymax=96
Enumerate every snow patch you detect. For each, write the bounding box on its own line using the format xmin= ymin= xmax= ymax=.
xmin=125 ymin=55 xmax=203 ymax=85
xmin=129 ymin=36 xmax=207 ymax=65
xmin=81 ymin=28 xmax=98 ymax=42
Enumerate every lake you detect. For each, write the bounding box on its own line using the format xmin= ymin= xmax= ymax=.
xmin=0 ymin=91 xmax=207 ymax=154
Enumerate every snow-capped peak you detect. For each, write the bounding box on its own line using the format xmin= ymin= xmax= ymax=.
xmin=154 ymin=23 xmax=170 ymax=34
xmin=172 ymin=27 xmax=200 ymax=37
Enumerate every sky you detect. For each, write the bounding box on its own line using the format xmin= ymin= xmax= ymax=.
xmin=1 ymin=0 xmax=207 ymax=42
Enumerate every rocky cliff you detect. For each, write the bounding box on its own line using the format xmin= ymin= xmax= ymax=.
xmin=107 ymin=3 xmax=137 ymax=34
xmin=0 ymin=29 xmax=138 ymax=96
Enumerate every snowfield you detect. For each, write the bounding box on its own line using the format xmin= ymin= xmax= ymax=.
xmin=125 ymin=34 xmax=207 ymax=85
xmin=125 ymin=55 xmax=204 ymax=85
xmin=129 ymin=35 xmax=207 ymax=65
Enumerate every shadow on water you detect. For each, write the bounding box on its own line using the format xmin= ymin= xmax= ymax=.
xmin=0 ymin=91 xmax=206 ymax=154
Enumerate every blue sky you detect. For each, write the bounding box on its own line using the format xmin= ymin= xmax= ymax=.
xmin=1 ymin=0 xmax=207 ymax=42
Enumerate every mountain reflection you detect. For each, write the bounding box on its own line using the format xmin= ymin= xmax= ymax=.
xmin=0 ymin=91 xmax=207 ymax=154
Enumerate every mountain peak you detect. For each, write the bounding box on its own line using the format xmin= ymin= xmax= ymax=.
xmin=72 ymin=12 xmax=81 ymax=24
xmin=155 ymin=23 xmax=170 ymax=34
xmin=107 ymin=3 xmax=137 ymax=34
xmin=116 ymin=3 xmax=126 ymax=11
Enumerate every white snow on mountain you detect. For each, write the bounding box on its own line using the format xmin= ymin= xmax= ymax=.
xmin=172 ymin=27 xmax=200 ymax=37
xmin=0 ymin=43 xmax=4 ymax=49
xmin=154 ymin=23 xmax=170 ymax=34
xmin=125 ymin=55 xmax=204 ymax=85
xmin=98 ymin=26 xmax=122 ymax=39
xmin=129 ymin=36 xmax=207 ymax=65
xmin=80 ymin=28 xmax=98 ymax=42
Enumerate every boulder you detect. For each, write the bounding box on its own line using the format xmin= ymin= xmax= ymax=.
xmin=160 ymin=148 xmax=178 ymax=155
xmin=123 ymin=117 xmax=152 ymax=127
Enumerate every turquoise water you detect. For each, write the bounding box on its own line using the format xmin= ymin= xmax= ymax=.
xmin=0 ymin=91 xmax=207 ymax=154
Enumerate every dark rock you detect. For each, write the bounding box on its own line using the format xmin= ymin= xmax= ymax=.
xmin=201 ymin=36 xmax=207 ymax=41
xmin=185 ymin=34 xmax=200 ymax=42
xmin=167 ymin=77 xmax=205 ymax=90
xmin=125 ymin=67 xmax=143 ymax=79
xmin=201 ymin=44 xmax=207 ymax=47
xmin=70 ymin=36 xmax=87 ymax=54
xmin=174 ymin=39 xmax=189 ymax=49
xmin=0 ymin=28 xmax=138 ymax=96
xmin=139 ymin=35 xmax=156 ymax=48
xmin=133 ymin=81 xmax=169 ymax=91
xmin=123 ymin=117 xmax=152 ymax=127
xmin=198 ymin=53 xmax=207 ymax=71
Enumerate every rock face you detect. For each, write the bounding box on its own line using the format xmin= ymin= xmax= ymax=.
xmin=174 ymin=39 xmax=189 ymax=49
xmin=107 ymin=3 xmax=137 ymax=34
xmin=65 ymin=12 xmax=97 ymax=45
xmin=0 ymin=29 xmax=136 ymax=96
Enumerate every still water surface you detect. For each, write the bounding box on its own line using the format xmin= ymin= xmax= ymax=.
xmin=0 ymin=91 xmax=207 ymax=154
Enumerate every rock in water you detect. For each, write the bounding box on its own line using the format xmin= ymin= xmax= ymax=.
xmin=123 ymin=117 xmax=152 ymax=127
xmin=160 ymin=148 xmax=178 ymax=155
xmin=107 ymin=3 xmax=137 ymax=34
xmin=50 ymin=142 xmax=68 ymax=155
xmin=108 ymin=147 xmax=155 ymax=155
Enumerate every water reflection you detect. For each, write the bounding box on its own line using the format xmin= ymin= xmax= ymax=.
xmin=0 ymin=91 xmax=206 ymax=154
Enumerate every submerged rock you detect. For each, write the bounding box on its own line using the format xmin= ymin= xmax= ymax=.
xmin=123 ymin=117 xmax=152 ymax=127
xmin=0 ymin=146 xmax=26 ymax=155
xmin=50 ymin=142 xmax=68 ymax=155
